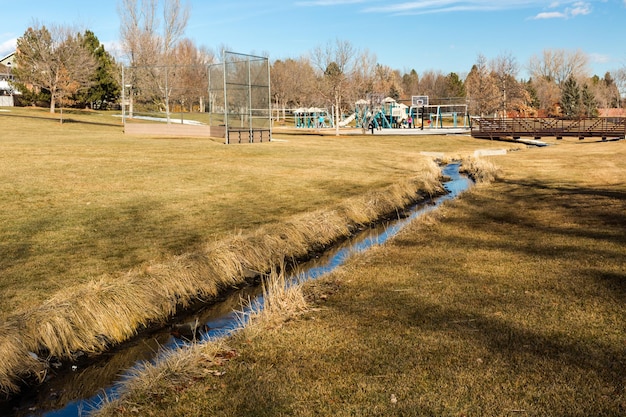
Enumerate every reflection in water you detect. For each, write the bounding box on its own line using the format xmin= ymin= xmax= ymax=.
xmin=1 ymin=164 xmax=470 ymax=417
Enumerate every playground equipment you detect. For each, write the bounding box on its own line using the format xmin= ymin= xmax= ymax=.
xmin=294 ymin=107 xmax=332 ymax=128
xmin=338 ymin=112 xmax=356 ymax=127
xmin=290 ymin=99 xmax=468 ymax=132
xmin=355 ymin=95 xmax=468 ymax=131
xmin=355 ymin=96 xmax=409 ymax=130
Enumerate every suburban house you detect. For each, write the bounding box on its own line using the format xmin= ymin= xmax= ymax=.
xmin=0 ymin=51 xmax=17 ymax=106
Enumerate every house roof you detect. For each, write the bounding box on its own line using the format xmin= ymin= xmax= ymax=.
xmin=0 ymin=51 xmax=16 ymax=68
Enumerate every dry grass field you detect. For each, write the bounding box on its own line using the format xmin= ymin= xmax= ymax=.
xmin=0 ymin=107 xmax=513 ymax=394
xmin=96 ymin=136 xmax=625 ymax=416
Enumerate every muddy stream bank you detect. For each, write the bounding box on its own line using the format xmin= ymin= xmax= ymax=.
xmin=1 ymin=163 xmax=471 ymax=417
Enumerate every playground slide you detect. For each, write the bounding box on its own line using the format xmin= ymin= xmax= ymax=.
xmin=339 ymin=113 xmax=356 ymax=127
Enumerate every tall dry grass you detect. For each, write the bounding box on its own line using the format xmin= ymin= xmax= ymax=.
xmin=95 ymin=138 xmax=626 ymax=417
xmin=97 ymin=264 xmax=307 ymax=415
xmin=239 ymin=263 xmax=309 ymax=337
xmin=460 ymin=156 xmax=501 ymax=183
xmin=96 ymin=339 xmax=236 ymax=416
xmin=0 ymin=157 xmax=445 ymax=394
xmin=93 ymin=156 xmax=505 ymax=415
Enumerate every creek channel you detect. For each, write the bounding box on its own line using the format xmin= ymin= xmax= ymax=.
xmin=2 ymin=163 xmax=472 ymax=417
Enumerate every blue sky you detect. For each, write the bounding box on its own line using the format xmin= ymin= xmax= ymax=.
xmin=1 ymin=0 xmax=625 ymax=79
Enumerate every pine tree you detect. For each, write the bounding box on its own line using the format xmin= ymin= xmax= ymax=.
xmin=75 ymin=30 xmax=120 ymax=109
xmin=388 ymin=84 xmax=400 ymax=101
xmin=581 ymin=83 xmax=598 ymax=117
xmin=560 ymin=76 xmax=581 ymax=118
xmin=525 ymin=79 xmax=541 ymax=109
xmin=445 ymin=72 xmax=465 ymax=98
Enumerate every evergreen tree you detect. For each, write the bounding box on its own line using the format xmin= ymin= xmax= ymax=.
xmin=75 ymin=30 xmax=120 ymax=109
xmin=388 ymin=84 xmax=400 ymax=101
xmin=581 ymin=83 xmax=598 ymax=117
xmin=560 ymin=76 xmax=581 ymax=118
xmin=524 ymin=79 xmax=541 ymax=109
xmin=401 ymin=69 xmax=419 ymax=96
xmin=445 ymin=72 xmax=465 ymax=98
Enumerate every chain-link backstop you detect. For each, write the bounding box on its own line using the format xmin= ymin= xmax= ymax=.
xmin=122 ymin=51 xmax=271 ymax=144
xmin=208 ymin=51 xmax=271 ymax=144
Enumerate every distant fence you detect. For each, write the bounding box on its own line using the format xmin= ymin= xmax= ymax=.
xmin=124 ymin=123 xmax=225 ymax=138
xmin=471 ymin=117 xmax=626 ymax=140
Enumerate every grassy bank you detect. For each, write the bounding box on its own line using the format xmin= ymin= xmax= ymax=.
xmin=98 ymin=138 xmax=625 ymax=416
xmin=0 ymin=107 xmax=513 ymax=393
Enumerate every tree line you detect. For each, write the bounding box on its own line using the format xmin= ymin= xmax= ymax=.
xmin=272 ymin=47 xmax=624 ymax=122
xmin=7 ymin=0 xmax=626 ymax=120
xmin=11 ymin=25 xmax=119 ymax=112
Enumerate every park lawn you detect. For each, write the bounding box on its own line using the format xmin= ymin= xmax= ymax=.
xmin=0 ymin=106 xmax=515 ymax=393
xmin=97 ymin=137 xmax=625 ymax=417
xmin=0 ymin=107 xmax=506 ymax=317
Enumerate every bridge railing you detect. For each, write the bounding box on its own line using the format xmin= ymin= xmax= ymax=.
xmin=471 ymin=117 xmax=626 ymax=139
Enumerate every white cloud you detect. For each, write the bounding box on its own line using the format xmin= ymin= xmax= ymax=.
xmin=296 ymin=0 xmax=367 ymax=5
xmin=533 ymin=11 xmax=566 ymax=18
xmin=589 ymin=52 xmax=611 ymax=64
xmin=363 ymin=0 xmax=512 ymax=14
xmin=569 ymin=1 xmax=592 ymax=15
xmin=0 ymin=37 xmax=17 ymax=57
xmin=298 ymin=0 xmax=598 ymax=19
xmin=531 ymin=0 xmax=592 ymax=19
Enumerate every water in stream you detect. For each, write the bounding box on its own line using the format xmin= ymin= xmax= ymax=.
xmin=1 ymin=163 xmax=471 ymax=417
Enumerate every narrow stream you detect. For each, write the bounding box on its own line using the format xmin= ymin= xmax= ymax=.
xmin=1 ymin=163 xmax=471 ymax=417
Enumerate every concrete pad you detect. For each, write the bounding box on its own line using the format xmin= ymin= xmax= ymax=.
xmin=474 ymin=149 xmax=507 ymax=157
xmin=420 ymin=151 xmax=445 ymax=158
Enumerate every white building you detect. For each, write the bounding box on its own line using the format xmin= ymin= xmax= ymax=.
xmin=0 ymin=51 xmax=17 ymax=106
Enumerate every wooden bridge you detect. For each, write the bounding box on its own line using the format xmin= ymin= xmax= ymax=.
xmin=471 ymin=117 xmax=626 ymax=140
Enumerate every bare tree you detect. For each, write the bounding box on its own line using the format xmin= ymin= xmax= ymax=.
xmin=270 ymin=59 xmax=291 ymax=121
xmin=589 ymin=72 xmax=621 ymax=112
xmin=351 ymin=48 xmax=377 ymax=100
xmin=271 ymin=57 xmax=316 ymax=121
xmin=118 ymin=0 xmax=190 ymax=121
xmin=171 ymin=38 xmax=213 ymax=112
xmin=490 ymin=52 xmax=529 ymax=116
xmin=371 ymin=64 xmax=403 ymax=99
xmin=14 ymin=23 xmax=96 ymax=114
xmin=312 ymin=39 xmax=359 ymax=135
xmin=527 ymin=49 xmax=589 ymax=116
xmin=531 ymin=76 xmax=561 ymax=116
xmin=419 ymin=70 xmax=449 ymax=102
xmin=118 ymin=0 xmax=158 ymax=66
xmin=160 ymin=0 xmax=189 ymax=120
xmin=612 ymin=68 xmax=626 ymax=108
xmin=162 ymin=0 xmax=189 ymax=60
xmin=118 ymin=0 xmax=157 ymax=116
xmin=464 ymin=54 xmax=499 ymax=116
xmin=528 ymin=49 xmax=589 ymax=86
